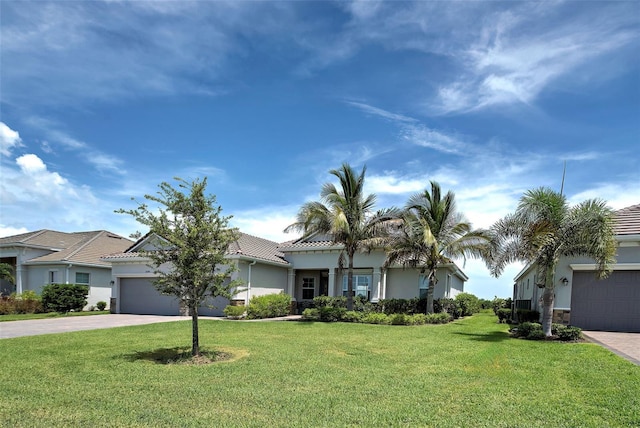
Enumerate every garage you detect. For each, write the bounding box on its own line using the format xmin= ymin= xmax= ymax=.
xmin=118 ymin=278 xmax=228 ymax=316
xmin=119 ymin=278 xmax=181 ymax=315
xmin=571 ymin=271 xmax=640 ymax=332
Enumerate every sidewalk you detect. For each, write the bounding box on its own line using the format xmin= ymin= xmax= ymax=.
xmin=582 ymin=331 xmax=640 ymax=365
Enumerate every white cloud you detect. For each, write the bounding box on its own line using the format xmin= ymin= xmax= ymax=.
xmin=0 ymin=225 xmax=29 ymax=238
xmin=232 ymin=207 xmax=298 ymax=243
xmin=401 ymin=124 xmax=468 ymax=154
xmin=0 ymin=122 xmax=23 ymax=156
xmin=366 ymin=174 xmax=426 ymax=195
xmin=345 ymin=101 xmax=417 ymax=124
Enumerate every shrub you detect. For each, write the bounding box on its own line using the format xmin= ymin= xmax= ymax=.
xmin=41 ymin=283 xmax=89 ymax=313
xmin=246 ymin=292 xmax=291 ymax=319
xmin=96 ymin=301 xmax=107 ymax=311
xmin=313 ymin=295 xmax=346 ymax=308
xmin=362 ymin=312 xmax=390 ymax=325
xmin=295 ymin=300 xmax=315 ymax=314
xmin=455 ymin=292 xmax=480 ymax=316
xmin=380 ymin=298 xmax=420 ymax=315
xmin=0 ymin=292 xmax=43 ymax=314
xmin=410 ymin=313 xmax=427 ymax=325
xmin=425 ymin=312 xmax=452 ymax=324
xmin=491 ymin=297 xmax=506 ymax=315
xmin=223 ymin=305 xmax=246 ymax=319
xmin=341 ymin=311 xmax=363 ymax=323
xmin=389 ymin=313 xmax=411 ymax=325
xmin=479 ymin=298 xmax=492 ymax=310
xmin=301 ymin=308 xmax=320 ymax=321
xmin=516 ymin=309 xmax=540 ymax=323
xmin=512 ymin=322 xmax=543 ymax=339
xmin=496 ymin=308 xmax=512 ymax=323
xmin=319 ymin=306 xmax=346 ymax=322
xmin=434 ymin=298 xmax=462 ymax=319
xmin=556 ymin=325 xmax=583 ymax=341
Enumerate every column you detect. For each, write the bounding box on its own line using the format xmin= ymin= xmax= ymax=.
xmin=327 ymin=269 xmax=336 ymax=297
xmin=372 ymin=268 xmax=381 ymax=302
xmin=288 ymin=269 xmax=296 ymax=300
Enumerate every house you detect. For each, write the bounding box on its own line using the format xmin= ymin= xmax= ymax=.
xmin=0 ymin=230 xmax=133 ymax=308
xmin=513 ymin=204 xmax=640 ymax=332
xmin=105 ymin=231 xmax=468 ymax=316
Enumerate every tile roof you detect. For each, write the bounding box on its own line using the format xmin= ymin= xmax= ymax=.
xmin=1 ymin=230 xmax=132 ymax=266
xmin=614 ymin=204 xmax=640 ymax=236
xmin=105 ymin=232 xmax=289 ymax=265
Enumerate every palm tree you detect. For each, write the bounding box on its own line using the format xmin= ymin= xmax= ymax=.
xmin=384 ymin=181 xmax=489 ymax=314
xmin=285 ymin=163 xmax=396 ymax=310
xmin=486 ymin=187 xmax=617 ymax=336
xmin=0 ymin=262 xmax=15 ymax=284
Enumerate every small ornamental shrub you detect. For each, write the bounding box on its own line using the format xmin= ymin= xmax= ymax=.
xmin=425 ymin=312 xmax=452 ymax=324
xmin=455 ymin=293 xmax=481 ymax=316
xmin=313 ymin=296 xmax=347 ymax=308
xmin=41 ymin=283 xmax=89 ymax=313
xmin=479 ymin=298 xmax=493 ymax=310
xmin=341 ymin=311 xmax=363 ymax=323
xmin=301 ymin=308 xmax=320 ymax=321
xmin=556 ymin=325 xmax=583 ymax=341
xmin=517 ymin=309 xmax=540 ymax=323
xmin=492 ymin=297 xmax=507 ymax=315
xmin=497 ymin=308 xmax=512 ymax=323
xmin=223 ymin=305 xmax=246 ymax=319
xmin=319 ymin=306 xmax=346 ymax=322
xmin=0 ymin=292 xmax=43 ymax=314
xmin=434 ymin=298 xmax=462 ymax=319
xmin=246 ymin=292 xmax=291 ymax=319
xmin=96 ymin=301 xmax=107 ymax=311
xmin=362 ymin=312 xmax=390 ymax=325
xmin=296 ymin=300 xmax=315 ymax=314
xmin=410 ymin=313 xmax=427 ymax=325
xmin=390 ymin=313 xmax=410 ymax=325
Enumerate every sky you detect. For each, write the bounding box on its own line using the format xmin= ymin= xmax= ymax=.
xmin=1 ymin=1 xmax=638 ymax=299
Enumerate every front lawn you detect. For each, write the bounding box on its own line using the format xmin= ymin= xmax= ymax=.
xmin=1 ymin=312 xmax=638 ymax=427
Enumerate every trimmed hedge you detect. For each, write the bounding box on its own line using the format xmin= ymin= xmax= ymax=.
xmin=41 ymin=283 xmax=88 ymax=313
xmin=0 ymin=291 xmax=43 ymax=315
xmin=246 ymin=292 xmax=291 ymax=319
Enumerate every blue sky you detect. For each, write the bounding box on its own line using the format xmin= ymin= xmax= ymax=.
xmin=1 ymin=1 xmax=638 ymax=299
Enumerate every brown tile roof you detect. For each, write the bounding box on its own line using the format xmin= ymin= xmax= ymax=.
xmin=614 ymin=204 xmax=640 ymax=236
xmin=1 ymin=230 xmax=132 ymax=267
xmin=105 ymin=232 xmax=289 ymax=266
xmin=279 ymin=240 xmax=337 ymax=250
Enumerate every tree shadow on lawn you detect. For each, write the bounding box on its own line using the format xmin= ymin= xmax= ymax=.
xmin=121 ymin=347 xmax=241 ymax=365
xmin=453 ymin=330 xmax=511 ymax=342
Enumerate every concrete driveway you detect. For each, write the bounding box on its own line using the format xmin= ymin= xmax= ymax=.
xmin=0 ymin=314 xmax=192 ymax=339
xmin=582 ymin=331 xmax=640 ymax=365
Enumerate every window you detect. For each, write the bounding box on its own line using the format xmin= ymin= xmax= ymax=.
xmin=446 ymin=274 xmax=452 ymax=298
xmin=342 ymin=275 xmax=371 ymax=299
xmin=48 ymin=270 xmax=59 ymax=284
xmin=419 ymin=275 xmax=429 ymax=298
xmin=302 ymin=277 xmax=315 ymax=300
xmin=76 ymin=272 xmax=90 ymax=285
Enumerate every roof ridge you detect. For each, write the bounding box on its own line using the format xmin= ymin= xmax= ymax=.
xmin=62 ymin=231 xmax=105 ymax=260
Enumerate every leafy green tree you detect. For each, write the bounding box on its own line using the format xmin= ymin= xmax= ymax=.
xmin=486 ymin=188 xmax=616 ymax=336
xmin=385 ymin=181 xmax=489 ymax=314
xmin=117 ymin=177 xmax=240 ymax=356
xmin=285 ymin=163 xmax=396 ymax=310
xmin=0 ymin=262 xmax=15 ymax=284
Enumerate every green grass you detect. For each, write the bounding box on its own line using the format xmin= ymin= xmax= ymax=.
xmin=1 ymin=312 xmax=638 ymax=427
xmin=0 ymin=311 xmax=109 ymax=322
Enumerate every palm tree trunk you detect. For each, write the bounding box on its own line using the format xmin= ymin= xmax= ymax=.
xmin=426 ymin=271 xmax=436 ymax=314
xmin=541 ymin=286 xmax=554 ymax=337
xmin=346 ymin=254 xmax=354 ymax=311
xmin=191 ymin=304 xmax=200 ymax=356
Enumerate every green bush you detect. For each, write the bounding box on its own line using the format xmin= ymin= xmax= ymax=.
xmin=455 ymin=293 xmax=480 ymax=316
xmin=96 ymin=301 xmax=107 ymax=311
xmin=341 ymin=311 xmax=363 ymax=323
xmin=516 ymin=309 xmax=540 ymax=323
xmin=223 ymin=305 xmax=246 ymax=318
xmin=479 ymin=298 xmax=492 ymax=310
xmin=246 ymin=292 xmax=291 ymax=319
xmin=491 ymin=297 xmax=506 ymax=315
xmin=409 ymin=313 xmax=427 ymax=325
xmin=434 ymin=298 xmax=462 ymax=318
xmin=0 ymin=292 xmax=43 ymax=314
xmin=362 ymin=312 xmax=390 ymax=325
xmin=41 ymin=284 xmax=88 ymax=313
xmin=313 ymin=295 xmax=347 ymax=308
xmin=301 ymin=308 xmax=320 ymax=321
xmin=556 ymin=325 xmax=582 ymax=341
xmin=319 ymin=306 xmax=346 ymax=322
xmin=425 ymin=312 xmax=452 ymax=324
xmin=496 ymin=308 xmax=512 ymax=323
xmin=389 ymin=313 xmax=410 ymax=325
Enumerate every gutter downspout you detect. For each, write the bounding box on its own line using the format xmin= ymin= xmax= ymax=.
xmin=66 ymin=263 xmax=73 ymax=284
xmin=245 ymin=260 xmax=257 ymax=306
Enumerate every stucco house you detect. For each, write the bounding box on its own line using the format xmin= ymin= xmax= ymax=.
xmin=513 ymin=204 xmax=640 ymax=332
xmin=0 ymin=230 xmax=133 ymax=308
xmin=105 ymin=231 xmax=468 ymax=316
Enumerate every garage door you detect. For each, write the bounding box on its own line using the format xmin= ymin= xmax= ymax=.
xmin=571 ymin=271 xmax=640 ymax=332
xmin=119 ymin=278 xmax=181 ymax=315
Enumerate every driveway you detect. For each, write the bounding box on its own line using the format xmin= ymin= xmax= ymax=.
xmin=0 ymin=314 xmax=192 ymax=339
xmin=582 ymin=331 xmax=640 ymax=365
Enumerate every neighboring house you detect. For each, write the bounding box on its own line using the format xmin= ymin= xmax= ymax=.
xmin=513 ymin=204 xmax=640 ymax=332
xmin=0 ymin=230 xmax=133 ymax=308
xmin=105 ymin=231 xmax=468 ymax=316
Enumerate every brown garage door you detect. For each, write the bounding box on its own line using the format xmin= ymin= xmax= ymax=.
xmin=571 ymin=271 xmax=640 ymax=332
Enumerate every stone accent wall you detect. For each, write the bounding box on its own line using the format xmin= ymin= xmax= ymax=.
xmin=553 ymin=309 xmax=571 ymax=325
xmin=110 ymin=298 xmax=117 ymax=314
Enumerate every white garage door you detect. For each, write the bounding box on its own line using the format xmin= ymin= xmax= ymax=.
xmin=571 ymin=271 xmax=640 ymax=332
xmin=119 ymin=278 xmax=181 ymax=315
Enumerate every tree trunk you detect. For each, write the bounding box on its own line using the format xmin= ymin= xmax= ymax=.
xmin=541 ymin=286 xmax=554 ymax=337
xmin=426 ymin=273 xmax=435 ymax=314
xmin=191 ymin=304 xmax=200 ymax=356
xmin=346 ymin=254 xmax=354 ymax=311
